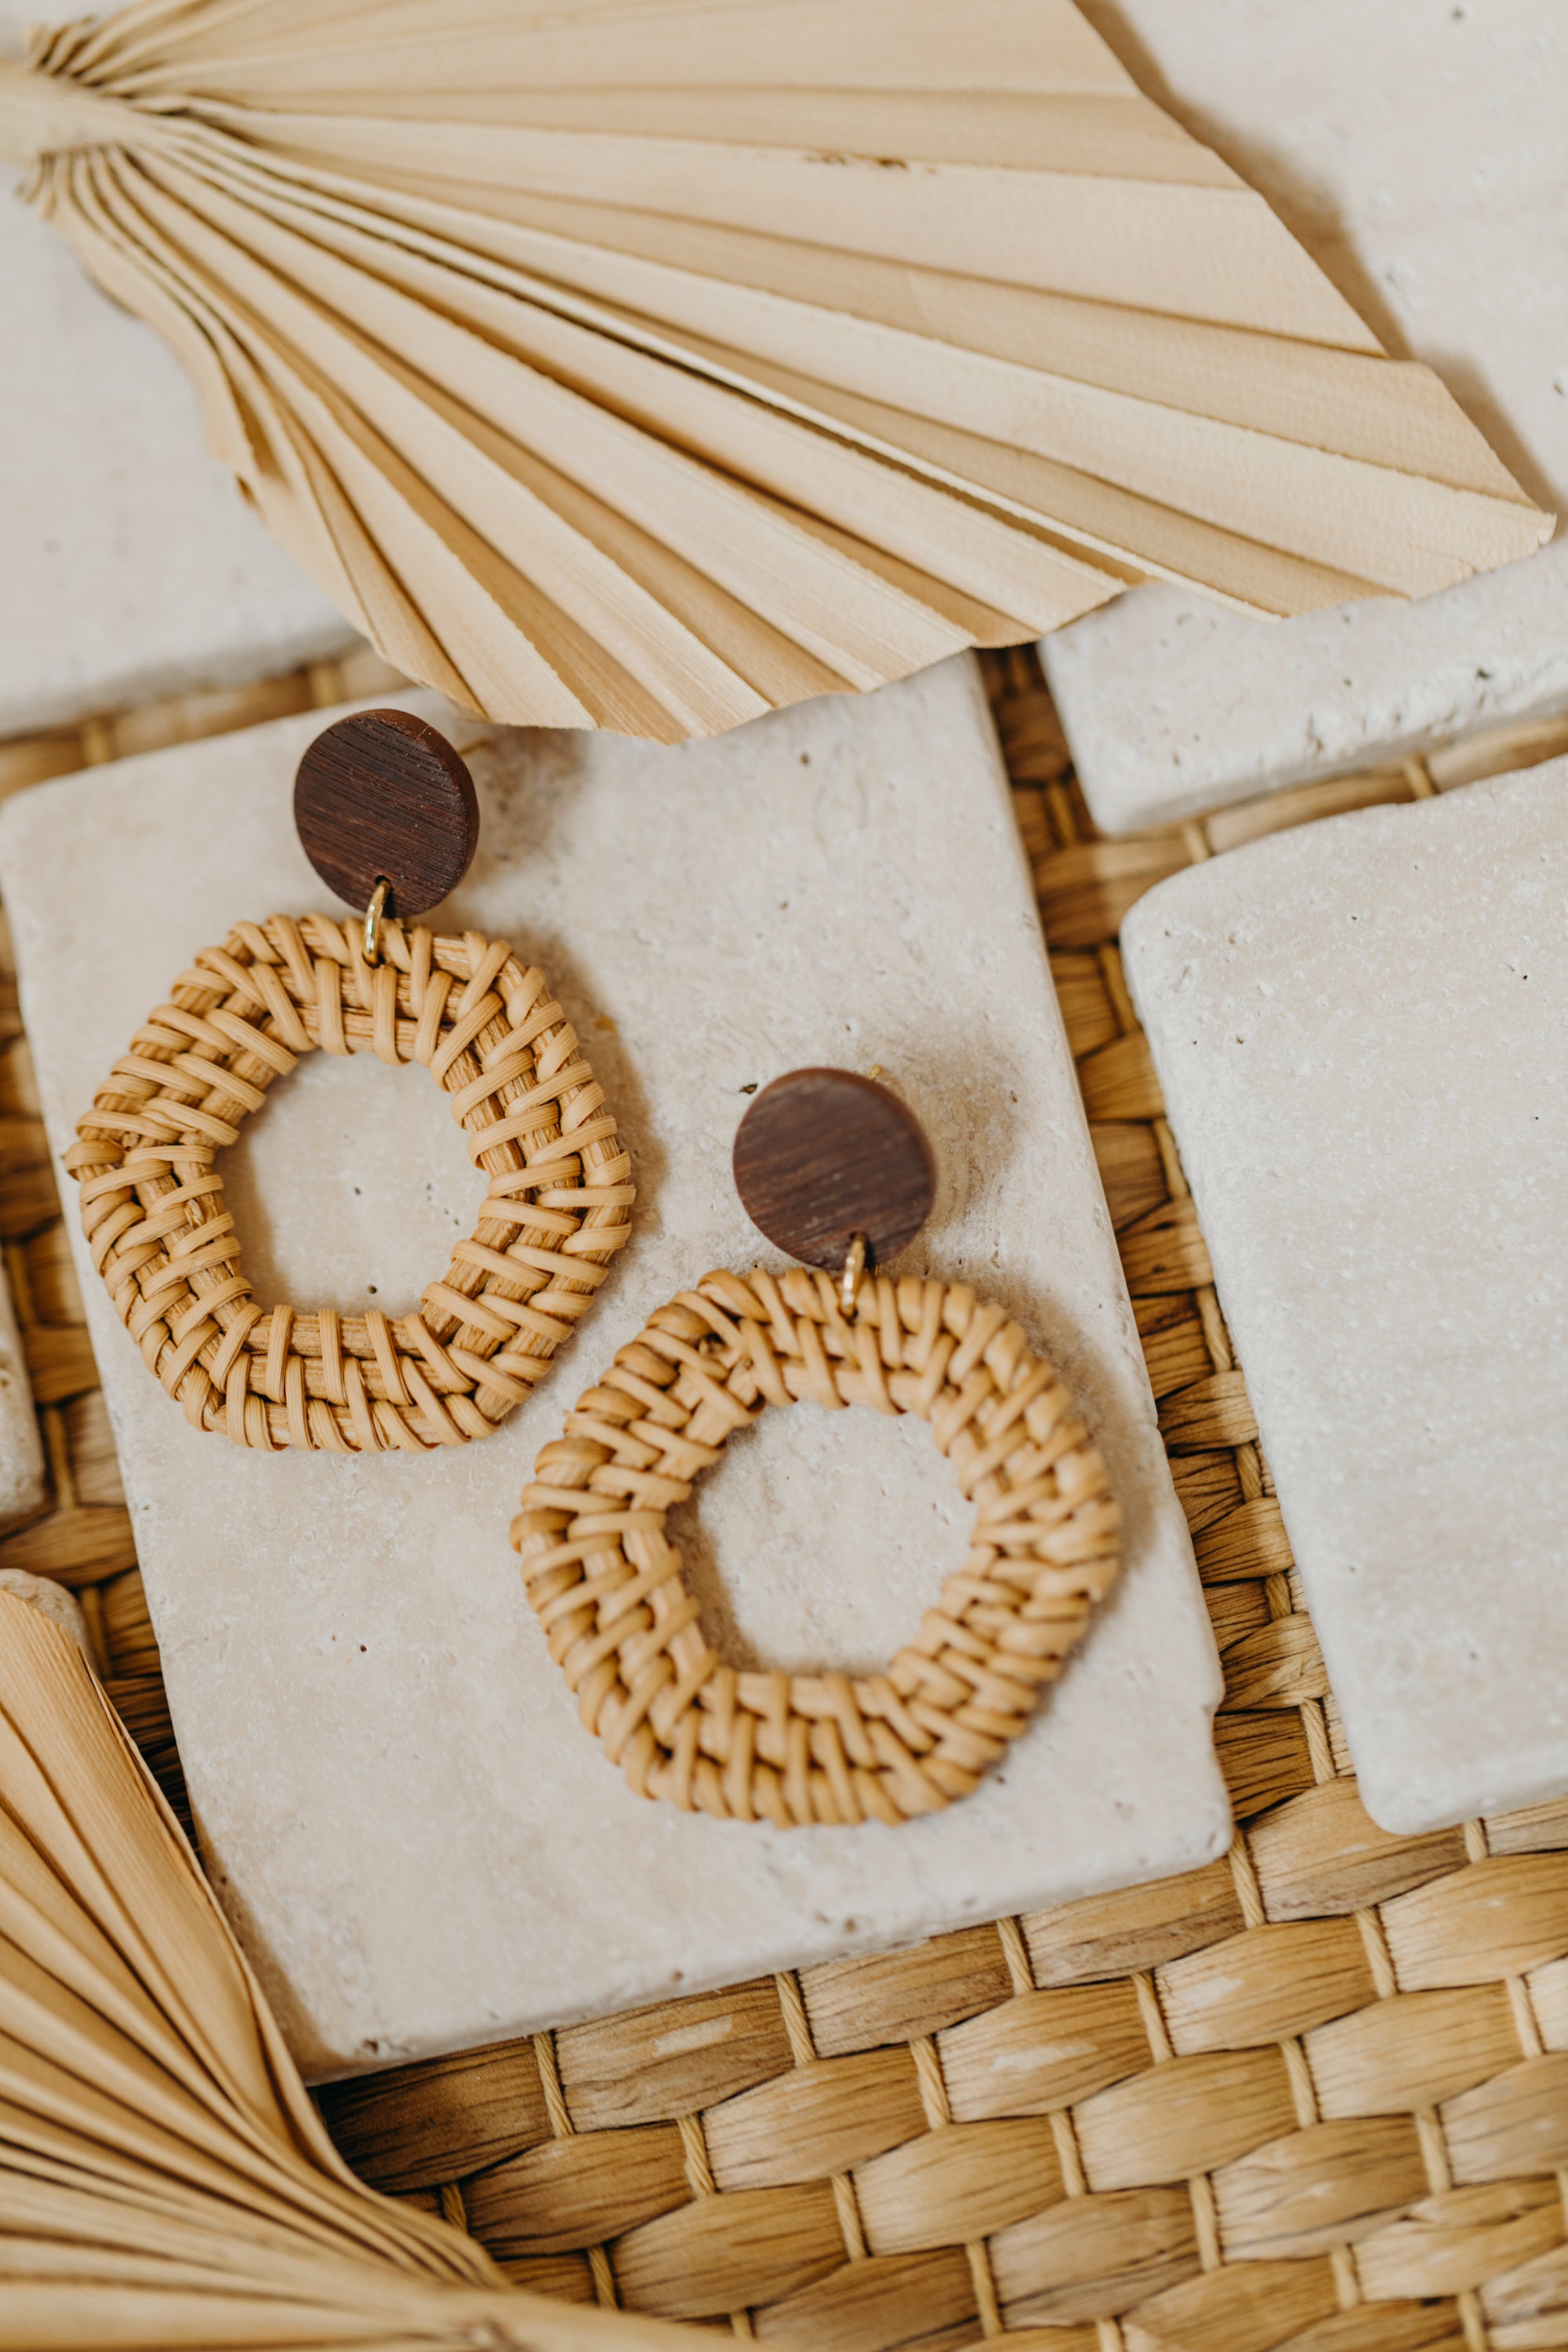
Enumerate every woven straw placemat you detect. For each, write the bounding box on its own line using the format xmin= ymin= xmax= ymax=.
xmin=3 ymin=648 xmax=1566 ymax=2352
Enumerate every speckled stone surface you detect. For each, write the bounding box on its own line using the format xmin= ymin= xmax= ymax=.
xmin=0 ymin=658 xmax=1226 ymax=2077
xmin=1047 ymin=0 xmax=1567 ymax=833
xmin=1123 ymin=760 xmax=1568 ymax=1834
xmin=0 ymin=2 xmax=351 ymax=735
xmin=0 ymin=1255 xmax=43 ymax=1526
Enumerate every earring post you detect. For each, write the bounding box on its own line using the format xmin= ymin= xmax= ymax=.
xmin=362 ymin=877 xmax=390 ymax=967
xmin=840 ymin=1231 xmax=869 ymax=1316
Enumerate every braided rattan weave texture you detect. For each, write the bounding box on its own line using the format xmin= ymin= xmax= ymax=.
xmin=2 ymin=643 xmax=1566 ymax=2352
xmin=64 ymin=915 xmax=632 ymax=1451
xmin=514 ymin=1268 xmax=1118 ymax=1824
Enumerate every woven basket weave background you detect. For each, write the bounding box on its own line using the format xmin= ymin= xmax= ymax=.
xmin=3 ymin=646 xmax=1567 ymax=2352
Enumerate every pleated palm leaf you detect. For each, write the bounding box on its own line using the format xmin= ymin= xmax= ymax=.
xmin=0 ymin=0 xmax=1551 ymax=739
xmin=0 ymin=1590 xmax=715 ymax=2350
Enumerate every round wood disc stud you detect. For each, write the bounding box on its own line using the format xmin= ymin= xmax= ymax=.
xmin=293 ymin=709 xmax=480 ymax=916
xmin=733 ymin=1067 xmax=935 ymax=1270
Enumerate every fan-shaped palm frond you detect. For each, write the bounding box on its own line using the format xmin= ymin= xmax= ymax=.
xmin=0 ymin=0 xmax=1550 ymax=738
xmin=0 ymin=1590 xmax=713 ymax=2350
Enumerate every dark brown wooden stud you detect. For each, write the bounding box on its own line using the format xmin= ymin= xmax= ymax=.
xmin=293 ymin=709 xmax=480 ymax=918
xmin=733 ymin=1068 xmax=935 ymax=1272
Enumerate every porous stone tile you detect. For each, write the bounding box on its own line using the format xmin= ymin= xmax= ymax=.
xmin=1122 ymin=762 xmax=1568 ymax=1834
xmin=0 ymin=658 xmax=1227 ymax=2076
xmin=1046 ymin=557 xmax=1568 ymax=835
xmin=0 ymin=2 xmax=350 ymax=738
xmin=1044 ymin=0 xmax=1568 ymax=834
xmin=0 ymin=1255 xmax=44 ymax=1526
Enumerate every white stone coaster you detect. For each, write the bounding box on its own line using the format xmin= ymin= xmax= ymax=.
xmin=0 ymin=658 xmax=1226 ymax=2077
xmin=1046 ymin=557 xmax=1568 ymax=836
xmin=1041 ymin=0 xmax=1568 ymax=836
xmin=1123 ymin=763 xmax=1568 ymax=1835
xmin=0 ymin=2 xmax=350 ymax=737
xmin=0 ymin=1255 xmax=43 ymax=1526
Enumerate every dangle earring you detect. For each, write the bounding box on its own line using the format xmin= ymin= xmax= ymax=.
xmin=67 ymin=710 xmax=632 ymax=1454
xmin=514 ymin=1066 xmax=1119 ymax=1826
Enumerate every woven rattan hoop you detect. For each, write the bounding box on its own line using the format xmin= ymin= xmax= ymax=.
xmin=64 ymin=913 xmax=633 ymax=1453
xmin=514 ymin=1265 xmax=1120 ymax=1824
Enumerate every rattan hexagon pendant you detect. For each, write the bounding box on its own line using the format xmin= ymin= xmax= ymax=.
xmin=514 ymin=1069 xmax=1118 ymax=1825
xmin=0 ymin=0 xmax=1550 ymax=740
xmin=64 ymin=713 xmax=633 ymax=1454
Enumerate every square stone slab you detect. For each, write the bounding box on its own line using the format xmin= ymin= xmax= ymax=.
xmin=0 ymin=1 xmax=350 ymax=737
xmin=1123 ymin=762 xmax=1568 ymax=1835
xmin=0 ymin=1257 xmax=43 ymax=1526
xmin=0 ymin=658 xmax=1227 ymax=2077
xmin=1043 ymin=0 xmax=1567 ymax=835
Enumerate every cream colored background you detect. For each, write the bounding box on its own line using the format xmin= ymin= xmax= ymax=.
xmin=1047 ymin=0 xmax=1568 ymax=831
xmin=0 ymin=0 xmax=351 ymax=735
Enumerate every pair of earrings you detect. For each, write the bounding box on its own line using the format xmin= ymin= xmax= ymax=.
xmin=68 ymin=713 xmax=1120 ymax=1825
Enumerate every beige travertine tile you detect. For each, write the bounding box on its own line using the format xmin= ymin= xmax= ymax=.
xmin=0 ymin=1256 xmax=43 ymax=1525
xmin=1123 ymin=762 xmax=1568 ymax=1833
xmin=1045 ymin=0 xmax=1568 ymax=833
xmin=0 ymin=2 xmax=351 ymax=737
xmin=0 ymin=658 xmax=1226 ymax=2076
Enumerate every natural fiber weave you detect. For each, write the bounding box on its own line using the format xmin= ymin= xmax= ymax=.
xmin=2 ymin=646 xmax=1567 ymax=2350
xmin=64 ymin=915 xmax=632 ymax=1450
xmin=514 ymin=1268 xmax=1118 ymax=1824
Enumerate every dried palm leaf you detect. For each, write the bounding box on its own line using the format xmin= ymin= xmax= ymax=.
xmin=0 ymin=0 xmax=1551 ymax=739
xmin=0 ymin=1589 xmax=705 ymax=2350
